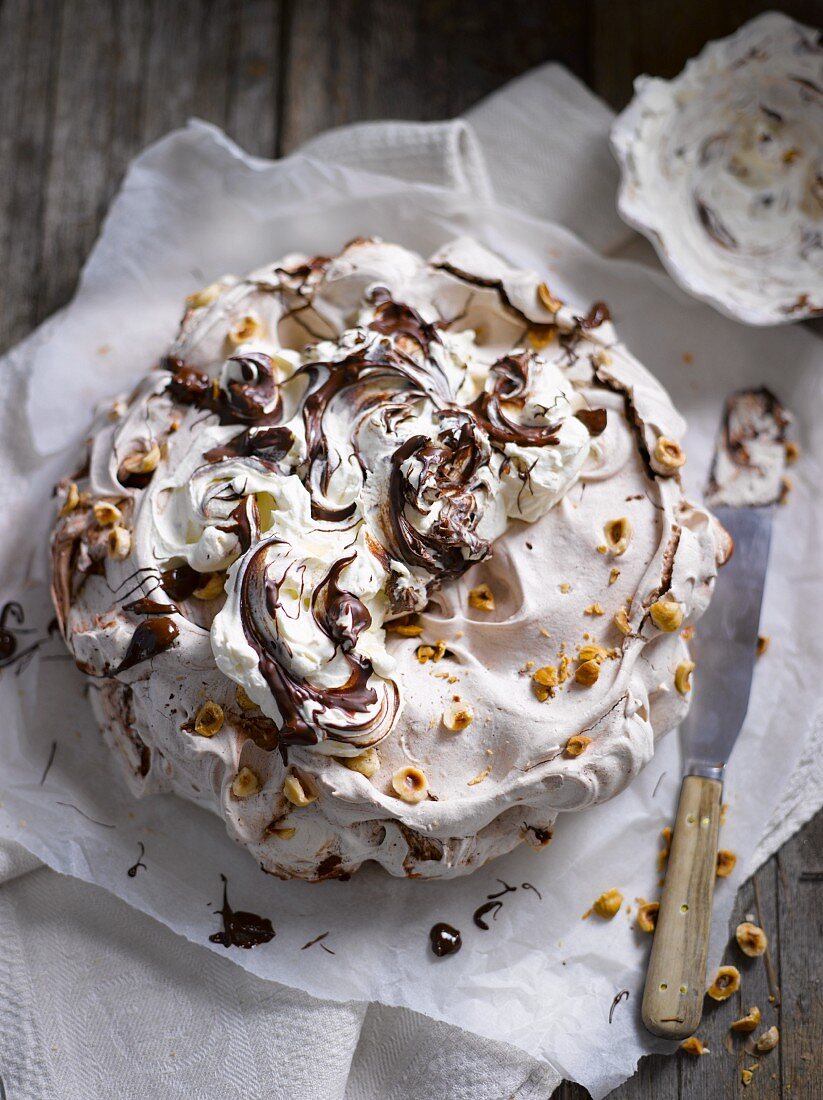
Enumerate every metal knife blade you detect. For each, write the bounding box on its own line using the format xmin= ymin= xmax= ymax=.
xmin=681 ymin=505 xmax=773 ymax=780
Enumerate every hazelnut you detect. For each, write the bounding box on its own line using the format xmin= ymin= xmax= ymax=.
xmin=527 ymin=324 xmax=556 ymax=350
xmin=636 ymin=901 xmax=660 ymax=933
xmin=443 ymin=700 xmax=473 ymax=731
xmin=585 ymin=888 xmax=623 ymax=919
xmin=741 ymin=1068 xmax=754 ymax=1086
xmin=756 ymin=635 xmax=770 ymax=657
xmin=416 ymin=644 xmax=436 ymax=664
xmin=388 ymin=617 xmax=423 ymax=636
xmin=231 ymin=767 xmax=260 ymax=798
xmin=575 ymin=659 xmax=600 ymax=686
xmin=731 ymin=1006 xmax=761 ymax=1033
xmin=784 ymin=440 xmax=800 ymax=465
xmin=650 ymin=599 xmax=683 ymax=632
xmin=584 ymin=602 xmax=604 ymax=616
xmin=608 ymin=567 xmax=620 ymax=585
xmin=269 ymin=826 xmax=296 ymax=839
xmin=58 ymin=482 xmax=80 ymax=517
xmin=192 ymin=573 xmax=225 ymax=600
xmin=653 ymin=436 xmax=686 ymax=474
xmin=235 ymin=685 xmax=257 ymax=711
xmin=342 ymin=748 xmax=380 ymax=778
xmin=467 ymin=764 xmax=492 ymax=786
xmin=186 ymin=282 xmax=222 ymax=309
xmin=283 ymin=773 xmax=318 ymax=807
xmin=604 ymin=517 xmax=632 ymax=556
xmin=533 ymin=665 xmax=558 ymax=688
xmin=107 ymin=526 xmax=132 ymax=560
xmin=228 ymin=313 xmax=263 ymax=345
xmin=194 ymin=701 xmax=224 ymax=737
xmin=468 ymin=583 xmax=495 ymax=612
xmin=675 ymin=660 xmax=695 ymax=695
xmin=613 ymin=607 xmax=631 ymax=635
xmin=716 ymin=849 xmax=737 ymax=877
xmin=93 ymin=500 xmax=122 ymax=527
xmin=564 ymin=734 xmax=592 ymax=758
xmin=579 ymin=644 xmax=610 ymax=663
xmin=537 ymin=281 xmax=562 ymax=312
xmin=754 ymin=1026 xmax=779 ymax=1053
xmin=120 ymin=441 xmax=161 ymax=476
xmin=707 ymin=965 xmax=741 ymax=1001
xmin=735 ymin=921 xmax=768 ymax=957
xmin=391 ymin=766 xmax=428 ymax=803
xmin=680 ymin=1037 xmax=708 ymax=1056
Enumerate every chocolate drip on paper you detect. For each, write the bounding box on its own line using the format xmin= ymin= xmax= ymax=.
xmin=209 ymin=874 xmax=275 ymax=949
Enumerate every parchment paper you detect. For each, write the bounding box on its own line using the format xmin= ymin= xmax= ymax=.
xmin=1 ymin=122 xmax=821 ymax=1098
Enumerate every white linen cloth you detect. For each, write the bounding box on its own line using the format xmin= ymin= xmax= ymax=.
xmin=0 ymin=64 xmax=820 ymax=1100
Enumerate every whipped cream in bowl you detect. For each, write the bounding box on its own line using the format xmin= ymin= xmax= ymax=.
xmin=51 ymin=237 xmax=730 ymax=880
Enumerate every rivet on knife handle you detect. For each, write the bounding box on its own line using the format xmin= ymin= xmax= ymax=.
xmin=641 ymin=774 xmax=722 ymax=1039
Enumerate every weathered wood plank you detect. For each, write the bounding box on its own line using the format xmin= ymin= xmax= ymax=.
xmin=226 ymin=0 xmax=281 ymax=157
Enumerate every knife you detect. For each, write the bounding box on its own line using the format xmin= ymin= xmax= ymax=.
xmin=641 ymin=388 xmax=790 ymax=1041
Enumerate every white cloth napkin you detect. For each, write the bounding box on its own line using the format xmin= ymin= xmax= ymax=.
xmin=1 ymin=63 xmax=820 ymax=1100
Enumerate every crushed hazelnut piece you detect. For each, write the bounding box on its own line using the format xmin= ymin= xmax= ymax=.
xmin=270 ymin=826 xmax=296 ymax=839
xmin=391 ymin=622 xmax=423 ymax=637
xmin=539 ymin=627 xmax=551 ymax=638
xmin=636 ymin=901 xmax=660 ymax=933
xmin=431 ymin=640 xmax=447 ymax=662
xmin=559 ymin=582 xmax=571 ymax=593
xmin=283 ymin=773 xmax=318 ymax=807
xmin=779 ymin=475 xmax=792 ymax=505
xmin=608 ymin=567 xmax=620 ymax=585
xmin=613 ymin=607 xmax=632 ymax=636
xmin=527 ymin=324 xmax=556 ymax=350
xmin=579 ymin=644 xmax=611 ymax=663
xmin=681 ymin=624 xmax=696 ymax=641
xmin=533 ymin=665 xmax=559 ymax=688
xmin=731 ymin=1006 xmax=761 ymax=1033
xmin=107 ymin=526 xmax=131 ymax=560
xmin=443 ymin=700 xmax=473 ymax=731
xmin=754 ymin=1026 xmax=779 ymax=1053
xmin=231 ymin=767 xmax=260 ymax=799
xmin=604 ymin=517 xmax=633 ymax=556
xmin=675 ymin=660 xmax=695 ymax=695
xmin=680 ymin=1037 xmax=708 ymax=1056
xmin=784 ymin=440 xmax=800 ymax=465
xmin=564 ymin=734 xmax=592 ymax=758
xmin=194 ymin=701 xmax=224 ymax=737
xmin=467 ymin=764 xmax=492 ymax=786
xmin=120 ymin=441 xmax=161 ymax=476
xmin=235 ymin=685 xmax=257 ymax=711
xmin=707 ymin=965 xmax=741 ymax=1001
xmin=575 ymin=659 xmax=600 ymax=686
xmin=756 ymin=635 xmax=770 ymax=657
xmin=228 ymin=312 xmax=263 ymax=345
xmin=584 ymin=888 xmax=623 ymax=919
xmin=342 ymin=748 xmax=380 ymax=778
xmin=468 ymin=583 xmax=495 ymax=612
xmin=392 ymin=766 xmax=428 ymax=803
xmin=653 ymin=436 xmax=686 ymax=474
xmin=416 ymin=645 xmax=436 ymax=663
xmin=596 ymin=544 xmax=607 ymax=554
xmin=584 ymin=602 xmax=605 ymax=616
xmin=558 ymin=654 xmax=571 ymax=683
xmin=650 ymin=599 xmax=683 ymax=632
xmin=93 ymin=500 xmax=122 ymax=527
xmin=537 ymin=281 xmax=562 ymax=312
xmin=736 ymin=922 xmax=768 ymax=957
xmin=186 ymin=282 xmax=222 ymax=309
xmin=592 ymin=348 xmax=612 ymax=367
xmin=192 ymin=573 xmax=225 ymax=600
xmin=716 ymin=849 xmax=737 ymax=877
xmin=58 ymin=482 xmax=80 ymax=517
xmin=741 ymin=1068 xmax=754 ymax=1086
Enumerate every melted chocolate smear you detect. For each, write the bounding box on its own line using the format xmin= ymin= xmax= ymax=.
xmin=161 ymin=564 xmax=201 ymax=601
xmin=429 ymin=922 xmax=462 ymax=957
xmin=166 ymin=354 xmax=282 ymax=426
xmin=124 ymin=597 xmax=178 ymax=616
xmin=578 ymin=301 xmax=612 ymax=330
xmin=473 ymin=900 xmax=504 ymax=930
xmin=470 ymin=353 xmax=561 ymax=448
xmin=368 ymin=287 xmax=442 ymax=354
xmin=204 ymin=425 xmax=295 ymax=469
xmin=209 ymin=874 xmax=275 ymax=949
xmin=575 ymin=408 xmax=608 ymax=436
xmin=127 ymin=841 xmax=146 ymax=877
xmin=115 ymin=617 xmax=179 ymax=674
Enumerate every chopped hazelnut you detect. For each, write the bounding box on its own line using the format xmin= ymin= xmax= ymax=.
xmin=235 ymin=685 xmax=257 ymax=711
xmin=675 ymin=660 xmax=695 ymax=695
xmin=120 ymin=441 xmax=161 ymax=476
xmin=585 ymin=888 xmax=623 ymax=919
xmin=468 ymin=583 xmax=495 ymax=612
xmin=416 ymin=644 xmax=436 ymax=663
xmin=192 ymin=573 xmax=225 ymax=600
xmin=270 ymin=826 xmax=296 ymax=839
xmin=680 ymin=1037 xmax=708 ymax=1056
xmin=575 ymin=659 xmax=600 ymax=686
xmin=388 ymin=617 xmax=424 ymax=637
xmin=754 ymin=1026 xmax=779 ymax=1053
xmin=283 ymin=773 xmax=318 ymax=807
xmin=527 ymin=324 xmax=556 ymax=350
xmin=194 ymin=701 xmax=224 ymax=737
xmin=342 ymin=748 xmax=380 ymax=778
xmin=467 ymin=764 xmax=492 ymax=786
xmin=653 ymin=436 xmax=686 ymax=474
xmin=784 ymin=440 xmax=800 ymax=465
xmin=650 ymin=599 xmax=683 ymax=632
xmin=707 ymin=965 xmax=741 ymax=1001
xmin=93 ymin=500 xmax=122 ymax=527
xmin=391 ymin=766 xmax=428 ymax=803
xmin=537 ymin=281 xmax=562 ymax=312
xmin=608 ymin=567 xmax=620 ymax=585
xmin=779 ymin=475 xmax=792 ymax=505
xmin=107 ymin=526 xmax=132 ymax=560
xmin=533 ymin=665 xmax=559 ymax=688
xmin=443 ymin=700 xmax=473 ymax=731
xmin=231 ymin=767 xmax=260 ymax=798
xmin=579 ymin=644 xmax=611 ymax=663
xmin=613 ymin=607 xmax=631 ymax=635
xmin=756 ymin=635 xmax=770 ymax=657
xmin=636 ymin=901 xmax=660 ymax=933
xmin=731 ymin=1006 xmax=761 ymax=1033
xmin=741 ymin=1068 xmax=754 ymax=1086
xmin=186 ymin=282 xmax=222 ymax=309
xmin=558 ymin=654 xmax=571 ymax=683
xmin=716 ymin=849 xmax=737 ymax=877
xmin=735 ymin=921 xmax=768 ymax=957
xmin=604 ymin=517 xmax=632 ymax=556
xmin=228 ymin=312 xmax=263 ymax=345
xmin=559 ymin=582 xmax=571 ymax=593
xmin=584 ymin=602 xmax=605 ymax=616
xmin=58 ymin=482 xmax=80 ymax=517
xmin=564 ymin=734 xmax=592 ymax=758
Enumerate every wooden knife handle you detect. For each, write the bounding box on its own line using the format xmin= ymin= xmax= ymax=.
xmin=642 ymin=774 xmax=722 ymax=1040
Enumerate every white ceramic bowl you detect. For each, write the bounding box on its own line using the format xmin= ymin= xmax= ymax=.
xmin=611 ymin=12 xmax=823 ymax=326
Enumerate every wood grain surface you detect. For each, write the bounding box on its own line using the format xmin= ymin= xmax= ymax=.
xmin=1 ymin=2 xmax=820 ymax=1096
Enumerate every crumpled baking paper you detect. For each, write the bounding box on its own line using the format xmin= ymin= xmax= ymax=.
xmin=0 ymin=122 xmax=821 ymax=1099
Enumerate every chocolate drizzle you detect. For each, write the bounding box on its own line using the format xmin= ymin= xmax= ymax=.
xmin=115 ymin=617 xmax=179 ymax=673
xmin=127 ymin=841 xmax=146 ymax=877
xmin=470 ymin=353 xmax=561 ymax=447
xmin=209 ymin=874 xmax=275 ymax=949
xmin=429 ymin=922 xmax=462 ymax=957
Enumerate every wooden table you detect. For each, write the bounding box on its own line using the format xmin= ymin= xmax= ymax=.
xmin=2 ymin=2 xmax=820 ymax=1096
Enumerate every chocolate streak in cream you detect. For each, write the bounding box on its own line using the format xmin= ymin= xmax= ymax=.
xmin=51 ymin=238 xmax=730 ymax=880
